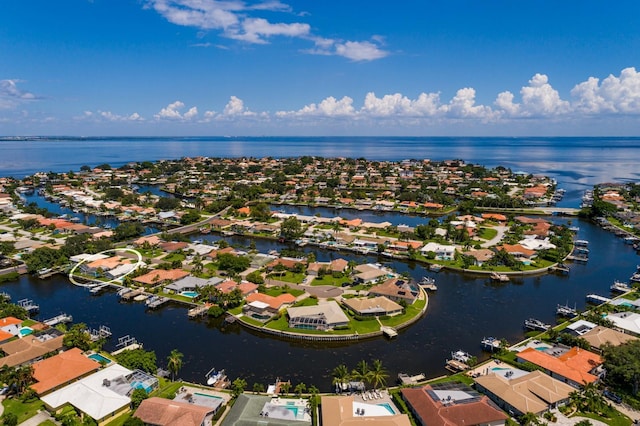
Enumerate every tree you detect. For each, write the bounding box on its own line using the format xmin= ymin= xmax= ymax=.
xmin=217 ymin=253 xmax=250 ymax=274
xmin=250 ymin=202 xmax=272 ymax=221
xmin=294 ymin=382 xmax=306 ymax=396
xmin=123 ymin=417 xmax=145 ymax=426
xmin=1 ymin=412 xmax=17 ymax=426
xmin=351 ymin=360 xmax=371 ymax=386
xmin=369 ymin=359 xmax=388 ymax=389
xmin=114 ymin=348 xmax=157 ymax=374
xmin=167 ymin=349 xmax=184 ymax=381
xmin=155 ymin=197 xmax=180 ymax=211
xmin=232 ymin=378 xmax=247 ymax=398
xmin=130 ymin=388 xmax=149 ymax=409
xmin=332 ymin=364 xmax=350 ymax=391
xmin=280 ymin=217 xmax=302 ymax=240
xmin=602 ymin=340 xmax=640 ymax=395
xmin=279 ymin=381 xmax=291 ymax=395
xmin=180 ymin=210 xmax=201 ymax=225
xmin=246 ymin=270 xmax=264 ymax=284
xmin=63 ymin=323 xmax=92 ymax=351
xmin=253 ymin=382 xmax=265 ymax=393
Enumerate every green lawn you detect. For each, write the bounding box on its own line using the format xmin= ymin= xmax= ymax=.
xmin=379 ymin=298 xmax=426 ymax=328
xmin=263 ymin=312 xmax=381 ymax=335
xmin=264 ymin=287 xmax=305 ymax=297
xmin=310 ymin=275 xmax=351 ymax=287
xmin=427 ymin=372 xmax=474 ymax=386
xmin=153 ymin=379 xmax=184 ymax=399
xmin=37 ymin=420 xmax=57 ymax=426
xmin=292 ymin=297 xmax=319 ymax=307
xmin=266 ymin=271 xmax=305 ymax=284
xmin=2 ymin=397 xmax=44 ymax=424
xmin=574 ymin=408 xmax=633 ymax=426
xmin=163 ymin=253 xmax=186 ymax=263
xmin=104 ymin=413 xmax=133 ymax=426
xmin=477 ymin=227 xmax=498 ymax=240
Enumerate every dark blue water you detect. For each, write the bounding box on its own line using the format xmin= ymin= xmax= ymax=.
xmin=1 ymin=136 xmax=639 ymax=390
xmin=2 ymin=137 xmax=640 ymax=207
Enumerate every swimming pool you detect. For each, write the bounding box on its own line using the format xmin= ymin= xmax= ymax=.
xmin=194 ymin=392 xmax=223 ymax=400
xmin=285 ymin=406 xmax=299 ymax=417
xmin=88 ymin=353 xmax=112 ymax=364
xmin=18 ymin=327 xmax=33 ymax=337
xmin=377 ymin=402 xmax=395 ymax=414
xmin=181 ymin=291 xmax=199 ymax=298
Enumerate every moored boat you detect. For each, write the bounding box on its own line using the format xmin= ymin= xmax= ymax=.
xmin=524 ymin=318 xmax=551 ymax=332
xmin=490 ymin=272 xmax=509 ymax=282
xmin=556 ymin=302 xmax=577 ymax=317
xmin=480 ymin=337 xmax=502 ymax=352
xmin=419 ymin=276 xmax=437 ymax=291
xmin=611 ymin=280 xmax=632 ymax=293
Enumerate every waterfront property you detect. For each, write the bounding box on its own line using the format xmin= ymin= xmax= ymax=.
xmin=401 ymin=382 xmax=508 ymax=426
xmin=474 ymin=370 xmax=573 ymax=417
xmin=221 ymin=394 xmax=311 ymax=426
xmin=0 ymin=328 xmax=64 ymax=368
xmin=134 ymin=396 xmax=216 ymax=426
xmin=31 ymin=347 xmax=101 ymax=395
xmin=368 ymin=278 xmax=418 ymax=305
xmin=342 ymin=296 xmax=403 ymax=317
xmin=320 ymin=395 xmax=411 ymax=426
xmin=515 ymin=346 xmax=603 ymax=388
xmin=604 ymin=311 xmax=640 ymax=336
xmin=580 ymin=325 xmax=638 ymax=351
xmin=287 ymin=301 xmax=349 ymax=331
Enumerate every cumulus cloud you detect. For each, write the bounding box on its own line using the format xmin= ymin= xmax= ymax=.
xmin=571 ymin=67 xmax=640 ymax=114
xmin=495 ymin=73 xmax=569 ymax=117
xmin=277 ymin=96 xmax=355 ymax=117
xmin=0 ymin=79 xmax=40 ymax=109
xmin=222 ymin=96 xmax=255 ymax=116
xmin=147 ymin=0 xmax=388 ymax=61
xmin=154 ymin=100 xmax=198 ymax=120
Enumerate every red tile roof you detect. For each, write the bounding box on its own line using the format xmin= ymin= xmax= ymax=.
xmin=517 ymin=347 xmax=602 ymax=385
xmin=31 ymin=348 xmax=101 ymax=395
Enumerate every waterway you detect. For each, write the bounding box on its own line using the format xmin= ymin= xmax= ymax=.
xmin=2 ymin=214 xmax=638 ymax=391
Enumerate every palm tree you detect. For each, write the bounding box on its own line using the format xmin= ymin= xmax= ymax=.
xmin=369 ymin=359 xmax=389 ymax=389
xmin=294 ymin=382 xmax=306 ymax=396
xmin=332 ymin=364 xmax=350 ymax=392
xmin=351 ymin=360 xmax=371 ymax=387
xmin=167 ymin=349 xmax=183 ymax=381
xmin=191 ymin=254 xmax=203 ymax=276
xmin=279 ymin=381 xmax=291 ymax=395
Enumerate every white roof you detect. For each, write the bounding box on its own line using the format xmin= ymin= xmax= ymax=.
xmin=606 ymin=312 xmax=640 ymax=335
xmin=41 ymin=364 xmax=132 ymax=421
xmin=421 ymin=242 xmax=455 ymax=253
xmin=248 ymin=301 xmax=270 ymax=310
xmin=69 ymin=253 xmax=109 ymax=263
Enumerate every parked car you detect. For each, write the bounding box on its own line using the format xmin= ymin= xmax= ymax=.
xmin=603 ymin=389 xmax=623 ymax=404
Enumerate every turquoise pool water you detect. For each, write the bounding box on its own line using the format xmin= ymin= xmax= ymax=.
xmin=491 ymin=367 xmax=510 ymax=371
xmin=194 ymin=392 xmax=223 ymax=400
xmin=131 ymin=381 xmax=154 ymax=393
xmin=18 ymin=327 xmax=33 ymax=337
xmin=88 ymin=353 xmax=111 ymax=364
xmin=181 ymin=291 xmax=199 ymax=298
xmin=378 ymin=402 xmax=395 ymax=414
xmin=286 ymin=406 xmax=299 ymax=417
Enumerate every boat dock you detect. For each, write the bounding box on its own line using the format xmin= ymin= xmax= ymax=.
xmin=586 ymin=294 xmax=611 ymax=304
xmin=611 ymin=280 xmax=632 ymax=293
xmin=146 ymin=296 xmax=170 ymax=309
xmin=556 ymin=303 xmax=577 ymax=317
xmin=550 ymin=264 xmax=570 ymax=274
xmin=111 ymin=335 xmax=141 ymax=355
xmin=381 ymin=326 xmax=398 ymax=338
xmin=398 ymin=373 xmax=426 ymax=385
xmin=90 ymin=283 xmax=111 ymax=295
xmin=89 ymin=325 xmax=112 ymax=341
xmin=120 ymin=288 xmax=144 ymax=301
xmin=43 ymin=313 xmax=73 ymax=326
xmin=480 ymin=337 xmax=502 ymax=352
xmin=445 ymin=359 xmax=469 ymax=372
xmin=188 ymin=304 xmax=210 ymax=318
xmin=17 ymin=298 xmax=39 ymax=315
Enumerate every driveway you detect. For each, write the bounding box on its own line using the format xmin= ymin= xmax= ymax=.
xmin=480 ymin=226 xmax=508 ymax=248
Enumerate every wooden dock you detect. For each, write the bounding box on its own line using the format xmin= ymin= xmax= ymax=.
xmin=445 ymin=359 xmax=469 ymax=372
xmin=120 ymin=289 xmax=143 ymax=300
xmin=43 ymin=313 xmax=73 ymax=326
xmin=381 ymin=326 xmax=398 ymax=338
xmin=188 ymin=305 xmax=210 ymax=318
xmin=146 ymin=296 xmax=170 ymax=309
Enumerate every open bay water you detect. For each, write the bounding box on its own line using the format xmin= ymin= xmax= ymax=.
xmin=1 ymin=136 xmax=639 ymax=389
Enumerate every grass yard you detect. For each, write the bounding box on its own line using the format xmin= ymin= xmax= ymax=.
xmin=310 ymin=274 xmax=351 ymax=287
xmin=264 ymin=286 xmax=305 ymax=298
xmin=266 ymin=271 xmax=305 ymax=284
xmin=574 ymin=409 xmax=633 ymax=426
xmin=477 ymin=227 xmax=498 ymax=240
xmin=379 ymin=298 xmax=426 ymax=327
xmin=2 ymin=396 xmax=44 ymax=424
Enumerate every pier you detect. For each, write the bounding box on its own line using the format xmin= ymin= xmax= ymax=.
xmin=120 ymin=288 xmax=144 ymax=301
xmin=43 ymin=313 xmax=73 ymax=326
xmin=188 ymin=304 xmax=210 ymax=318
xmin=146 ymin=296 xmax=170 ymax=309
xmin=586 ymin=294 xmax=611 ymax=304
xmin=89 ymin=325 xmax=112 ymax=341
xmin=17 ymin=298 xmax=39 ymax=315
xmin=89 ymin=283 xmax=111 ymax=295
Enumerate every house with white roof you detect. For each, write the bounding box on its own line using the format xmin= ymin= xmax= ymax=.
xmin=420 ymin=242 xmax=456 ymax=260
xmin=605 ymin=312 xmax=640 ymax=336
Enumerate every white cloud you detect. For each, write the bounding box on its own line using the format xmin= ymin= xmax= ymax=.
xmin=277 ymin=96 xmax=355 ymax=117
xmin=147 ymin=0 xmax=388 ymax=61
xmin=334 ymin=41 xmax=388 ymax=61
xmin=222 ymin=96 xmax=255 ymax=116
xmin=154 ymin=100 xmax=198 ymax=120
xmin=495 ymin=74 xmax=569 ymax=117
xmin=362 ymin=92 xmax=441 ymax=117
xmin=0 ymin=79 xmax=39 ymax=109
xmin=571 ymin=67 xmax=640 ymax=114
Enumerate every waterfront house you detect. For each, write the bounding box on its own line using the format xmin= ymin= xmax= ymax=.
xmin=462 ymin=249 xmax=495 ymax=266
xmin=30 ymin=347 xmax=101 ymax=395
xmin=564 ymin=320 xmax=597 ymax=336
xmin=287 ymin=301 xmax=349 ymax=331
xmin=516 ymin=347 xmax=603 ymax=388
xmin=420 ymin=243 xmax=455 ymax=261
xmin=320 ymin=395 xmax=411 ymax=426
xmin=368 ymin=278 xmax=418 ymax=305
xmin=134 ymin=397 xmax=216 ymax=426
xmin=0 ymin=329 xmax=64 ymax=368
xmin=164 ymin=276 xmax=221 ymax=294
xmin=401 ymin=382 xmax=508 ymax=426
xmin=40 ymin=363 xmax=135 ymax=426
xmin=221 ymin=394 xmax=311 ymax=426
xmin=158 ymin=241 xmax=189 ymax=253
xmin=342 ymin=296 xmax=403 ymax=317
xmin=243 ymin=293 xmax=296 ymax=320
xmin=206 ymin=246 xmax=237 ymax=259
xmin=133 ymin=269 xmax=190 ymax=286
xmin=133 ymin=235 xmax=162 ymax=247
xmin=495 ymin=244 xmax=537 ymax=262
xmin=474 ymin=370 xmax=573 ymax=417
xmin=0 ymin=316 xmax=23 ymax=337
xmin=604 ymin=312 xmax=640 ymax=336
xmin=214 ymin=280 xmax=258 ymax=297
xmin=581 ymin=325 xmax=638 ymax=351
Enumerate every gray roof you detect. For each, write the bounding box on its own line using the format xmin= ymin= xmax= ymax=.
xmin=221 ymin=394 xmax=310 ymax=426
xmin=287 ymin=301 xmax=349 ymax=326
xmin=164 ymin=276 xmax=222 ymax=292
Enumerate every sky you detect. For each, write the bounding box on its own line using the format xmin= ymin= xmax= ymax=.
xmin=2 ymin=0 xmax=640 ymax=136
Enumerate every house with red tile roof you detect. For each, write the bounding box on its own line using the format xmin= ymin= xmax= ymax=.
xmin=401 ymin=382 xmax=508 ymax=426
xmin=266 ymin=257 xmax=307 ymax=271
xmin=134 ymin=397 xmax=216 ymax=426
xmin=245 ymin=292 xmax=296 ymax=312
xmin=206 ymin=246 xmax=236 ymax=259
xmin=31 ymin=347 xmax=101 ymax=395
xmin=516 ymin=347 xmax=603 ymax=388
xmin=481 ymin=213 xmax=507 ymax=222
xmin=134 ymin=269 xmax=190 ymax=286
xmin=159 ymin=241 xmax=189 ymax=253
xmin=495 ymin=244 xmax=537 ymax=260
xmin=369 ymin=278 xmax=418 ymax=305
xmin=133 ymin=235 xmax=162 ymax=247
xmin=0 ymin=317 xmax=23 ymax=337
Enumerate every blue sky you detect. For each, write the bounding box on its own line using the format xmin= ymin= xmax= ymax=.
xmin=2 ymin=0 xmax=640 ymax=136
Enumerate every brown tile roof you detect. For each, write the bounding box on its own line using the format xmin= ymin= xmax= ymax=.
xmin=31 ymin=347 xmax=101 ymax=395
xmin=330 ymin=258 xmax=349 ymax=272
xmin=134 ymin=269 xmax=190 ymax=285
xmin=134 ymin=397 xmax=212 ymax=426
xmin=159 ymin=241 xmax=189 ymax=252
xmin=206 ymin=246 xmax=236 ymax=259
xmin=320 ymin=395 xmax=411 ymax=426
xmin=401 ymin=384 xmax=508 ymax=426
xmin=0 ymin=334 xmax=64 ymax=368
xmin=517 ymin=347 xmax=602 ymax=385
xmin=581 ymin=325 xmax=638 ymax=349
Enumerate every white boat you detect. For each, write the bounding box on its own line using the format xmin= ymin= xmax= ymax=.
xmin=611 ymin=280 xmax=632 ymax=293
xmin=556 ymin=303 xmax=577 ymax=317
xmin=205 ymin=367 xmax=226 ymax=386
xmin=480 ymin=337 xmax=502 ymax=352
xmin=574 ymin=239 xmax=589 ymax=247
xmin=419 ymin=277 xmax=437 ymax=291
xmin=429 ymin=264 xmax=443 ymax=272
xmin=450 ymin=350 xmax=471 ymax=363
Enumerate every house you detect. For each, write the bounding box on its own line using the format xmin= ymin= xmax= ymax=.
xmin=495 ymin=244 xmax=537 ymax=261
xmin=462 ymin=249 xmax=494 ymax=266
xmin=133 ymin=235 xmax=162 ymax=247
xmin=221 ymin=394 xmax=311 ymax=426
xmin=401 ymin=382 xmax=508 ymax=426
xmin=581 ymin=325 xmax=638 ymax=351
xmin=133 ymin=269 xmax=190 ymax=286
xmin=330 ymin=258 xmax=349 ymax=273
xmin=0 ymin=316 xmax=23 ymax=337
xmin=605 ymin=312 xmax=640 ymax=336
xmin=320 ymin=395 xmax=411 ymax=426
xmin=31 ymin=347 xmax=101 ymax=395
xmin=352 ymin=264 xmax=390 ymax=284
xmin=134 ymin=397 xmax=216 ymax=426
xmin=516 ymin=347 xmax=603 ymax=388
xmin=0 ymin=329 xmax=64 ymax=368
xmin=343 ymin=296 xmax=403 ymax=317
xmin=474 ymin=370 xmax=573 ymax=417
xmin=41 ymin=364 xmax=135 ymax=426
xmin=287 ymin=301 xmax=349 ymax=331
xmin=368 ymin=278 xmax=418 ymax=305
xmin=158 ymin=241 xmax=189 ymax=253
xmin=164 ymin=276 xmax=221 ymax=294
xmin=564 ymin=320 xmax=597 ymax=336
xmin=420 ymin=243 xmax=455 ymax=260
xmin=243 ymin=293 xmax=296 ymax=320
